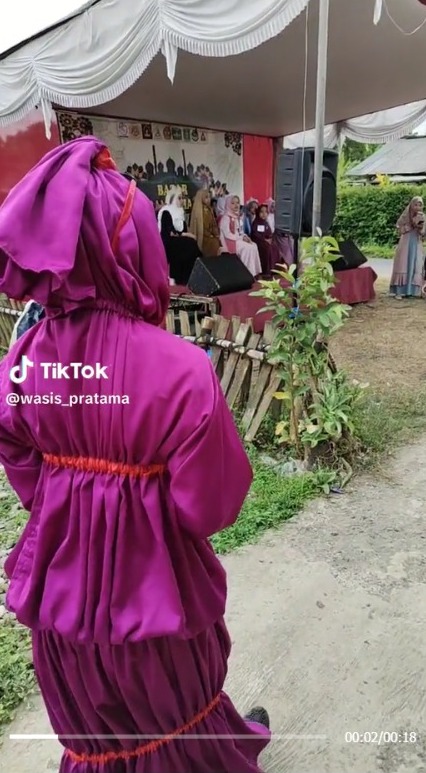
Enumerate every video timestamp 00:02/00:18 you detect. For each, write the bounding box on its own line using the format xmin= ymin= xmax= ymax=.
xmin=345 ymin=732 xmax=418 ymax=745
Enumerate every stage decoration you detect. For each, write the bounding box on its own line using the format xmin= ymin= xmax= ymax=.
xmin=374 ymin=0 xmax=426 ymax=32
xmin=0 ymin=0 xmax=310 ymax=135
xmin=57 ymin=112 xmax=244 ymax=206
xmin=373 ymin=0 xmax=383 ymax=24
xmin=284 ymin=100 xmax=426 ymax=147
xmin=57 ymin=113 xmax=94 ymax=143
xmin=224 ymin=133 xmax=242 ymax=156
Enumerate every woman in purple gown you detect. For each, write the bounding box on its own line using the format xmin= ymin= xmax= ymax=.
xmin=0 ymin=137 xmax=270 ymax=773
xmin=251 ymin=204 xmax=289 ymax=277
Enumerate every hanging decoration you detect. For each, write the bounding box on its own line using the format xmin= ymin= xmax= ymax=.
xmin=373 ymin=0 xmax=383 ymax=24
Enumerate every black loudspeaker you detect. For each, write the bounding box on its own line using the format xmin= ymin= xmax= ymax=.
xmin=188 ymin=254 xmax=254 ymax=296
xmin=333 ymin=240 xmax=367 ymax=272
xmin=275 ymin=147 xmax=339 ymax=236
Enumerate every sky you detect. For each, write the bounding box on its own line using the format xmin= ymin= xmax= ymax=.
xmin=414 ymin=123 xmax=426 ymax=135
xmin=0 ymin=1 xmax=87 ymax=54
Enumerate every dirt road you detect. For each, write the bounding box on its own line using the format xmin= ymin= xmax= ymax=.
xmin=1 ymin=440 xmax=426 ymax=773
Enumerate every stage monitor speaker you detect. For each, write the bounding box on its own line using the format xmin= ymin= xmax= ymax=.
xmin=333 ymin=240 xmax=367 ymax=272
xmin=275 ymin=147 xmax=339 ymax=237
xmin=188 ymin=254 xmax=254 ymax=297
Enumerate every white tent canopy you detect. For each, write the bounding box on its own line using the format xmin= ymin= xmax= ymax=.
xmin=284 ymin=101 xmax=426 ymax=148
xmin=1 ymin=0 xmax=426 ymax=141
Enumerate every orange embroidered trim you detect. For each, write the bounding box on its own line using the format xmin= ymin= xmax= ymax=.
xmin=42 ymin=453 xmax=165 ymax=479
xmin=111 ymin=180 xmax=136 ymax=253
xmin=65 ymin=693 xmax=221 ymax=765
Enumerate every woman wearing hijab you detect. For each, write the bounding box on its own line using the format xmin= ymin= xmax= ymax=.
xmin=390 ymin=196 xmax=425 ymax=298
xmin=243 ymin=198 xmax=259 ymax=237
xmin=215 ymin=194 xmax=226 ymax=222
xmin=158 ymin=185 xmax=201 ymax=284
xmin=220 ymin=195 xmax=262 ymax=277
xmin=0 ymin=137 xmax=270 ymax=773
xmin=189 ymin=188 xmax=222 ymax=257
xmin=265 ymin=199 xmax=275 ymax=233
xmin=251 ymin=204 xmax=279 ymax=277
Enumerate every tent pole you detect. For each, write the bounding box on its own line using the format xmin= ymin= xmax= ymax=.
xmin=312 ymin=0 xmax=330 ymax=236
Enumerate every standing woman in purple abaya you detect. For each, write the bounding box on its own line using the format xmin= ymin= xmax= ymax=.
xmin=0 ymin=138 xmax=270 ymax=773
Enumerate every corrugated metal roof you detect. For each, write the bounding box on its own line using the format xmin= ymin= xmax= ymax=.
xmin=387 ymin=174 xmax=426 ymax=183
xmin=348 ymin=138 xmax=426 ymax=177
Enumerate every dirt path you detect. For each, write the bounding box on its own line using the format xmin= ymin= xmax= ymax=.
xmin=331 ymin=281 xmax=426 ymax=395
xmin=1 ymin=440 xmax=426 ymax=773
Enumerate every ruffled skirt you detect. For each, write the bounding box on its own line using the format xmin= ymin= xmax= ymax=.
xmin=32 ymin=619 xmax=270 ymax=773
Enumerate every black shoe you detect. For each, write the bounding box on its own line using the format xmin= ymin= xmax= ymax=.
xmin=244 ymin=706 xmax=270 ymax=729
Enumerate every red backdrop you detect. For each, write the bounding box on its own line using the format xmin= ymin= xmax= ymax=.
xmin=242 ymin=134 xmax=274 ymax=204
xmin=0 ymin=110 xmax=60 ymax=204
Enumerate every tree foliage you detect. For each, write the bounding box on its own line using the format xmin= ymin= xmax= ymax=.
xmin=334 ymin=184 xmax=426 ymax=247
xmin=341 ymin=139 xmax=378 ymax=166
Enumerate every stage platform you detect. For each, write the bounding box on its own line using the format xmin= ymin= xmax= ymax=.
xmin=170 ymin=266 xmax=377 ymax=333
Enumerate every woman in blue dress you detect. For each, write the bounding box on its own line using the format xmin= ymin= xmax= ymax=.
xmin=390 ymin=196 xmax=425 ymax=299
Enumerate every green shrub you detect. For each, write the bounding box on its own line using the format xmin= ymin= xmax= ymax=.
xmin=254 ymin=234 xmax=363 ymax=470
xmin=334 ymin=184 xmax=426 ymax=247
xmin=358 ymin=243 xmax=394 ymax=260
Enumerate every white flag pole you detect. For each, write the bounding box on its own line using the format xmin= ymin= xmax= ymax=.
xmin=312 ymin=0 xmax=330 ymax=236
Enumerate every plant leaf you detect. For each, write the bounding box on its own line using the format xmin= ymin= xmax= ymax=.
xmin=274 ymin=391 xmax=291 ymax=401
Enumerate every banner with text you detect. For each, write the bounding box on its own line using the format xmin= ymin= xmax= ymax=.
xmin=57 ymin=112 xmax=244 ymax=213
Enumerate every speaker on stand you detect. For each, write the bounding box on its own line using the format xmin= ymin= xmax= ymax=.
xmin=274 ymin=147 xmax=339 ymax=307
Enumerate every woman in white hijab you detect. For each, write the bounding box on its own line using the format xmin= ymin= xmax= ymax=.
xmin=158 ymin=187 xmax=201 ymax=285
xmin=215 ymin=196 xmax=226 ymax=221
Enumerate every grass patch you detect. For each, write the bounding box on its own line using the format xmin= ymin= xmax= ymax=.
xmin=354 ymin=390 xmax=426 ymax=466
xmin=0 ymin=490 xmax=28 ymax=550
xmin=360 ymin=242 xmax=394 ymax=260
xmin=0 ymin=623 xmax=34 ymax=727
xmin=0 ymin=480 xmax=35 ymax=730
xmin=211 ymin=448 xmax=330 ymax=554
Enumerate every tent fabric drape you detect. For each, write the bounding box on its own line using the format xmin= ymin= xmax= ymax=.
xmin=342 ymin=101 xmax=426 ymax=144
xmin=283 ymin=124 xmax=340 ymax=149
xmin=284 ymin=101 xmax=426 ymax=149
xmin=0 ymin=0 xmax=310 ymax=132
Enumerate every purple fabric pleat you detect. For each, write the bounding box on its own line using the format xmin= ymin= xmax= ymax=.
xmin=33 ymin=621 xmax=270 ymax=773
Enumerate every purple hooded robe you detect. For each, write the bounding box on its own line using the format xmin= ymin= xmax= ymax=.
xmin=0 ymin=137 xmax=270 ymax=772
